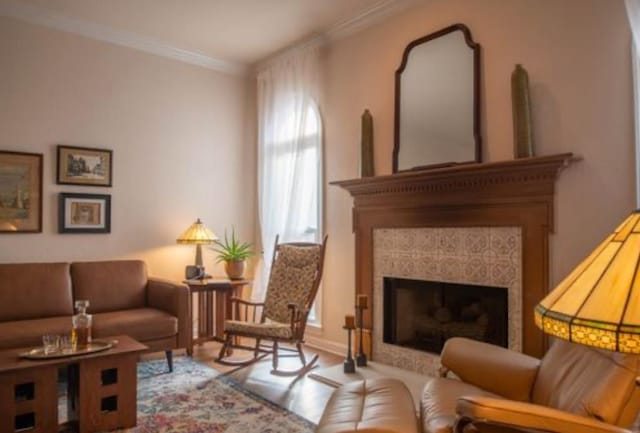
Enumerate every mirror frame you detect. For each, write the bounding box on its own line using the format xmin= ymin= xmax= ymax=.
xmin=393 ymin=23 xmax=482 ymax=173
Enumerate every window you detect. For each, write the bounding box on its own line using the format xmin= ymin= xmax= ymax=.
xmin=266 ymin=100 xmax=323 ymax=323
xmin=269 ymin=102 xmax=322 ymax=241
xmin=257 ymin=46 xmax=323 ymax=324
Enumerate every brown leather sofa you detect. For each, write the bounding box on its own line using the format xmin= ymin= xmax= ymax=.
xmin=317 ymin=337 xmax=640 ymax=433
xmin=0 ymin=260 xmax=190 ymax=370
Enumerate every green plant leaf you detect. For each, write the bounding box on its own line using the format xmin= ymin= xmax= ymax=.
xmin=211 ymin=226 xmax=255 ymax=263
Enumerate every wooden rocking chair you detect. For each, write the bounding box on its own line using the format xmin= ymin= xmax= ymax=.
xmin=216 ymin=235 xmax=327 ymax=376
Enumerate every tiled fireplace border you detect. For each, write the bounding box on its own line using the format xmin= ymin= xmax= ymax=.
xmin=372 ymin=227 xmax=522 ymax=375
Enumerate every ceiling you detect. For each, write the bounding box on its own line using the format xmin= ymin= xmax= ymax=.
xmin=1 ymin=0 xmax=403 ymax=66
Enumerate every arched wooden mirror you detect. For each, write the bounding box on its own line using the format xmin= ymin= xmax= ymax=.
xmin=393 ymin=24 xmax=481 ymax=172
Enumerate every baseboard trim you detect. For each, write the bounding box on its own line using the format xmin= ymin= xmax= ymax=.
xmin=305 ymin=336 xmax=347 ymax=356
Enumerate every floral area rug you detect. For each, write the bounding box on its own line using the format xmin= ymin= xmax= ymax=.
xmin=117 ymin=357 xmax=315 ymax=433
xmin=57 ymin=356 xmax=315 ymax=432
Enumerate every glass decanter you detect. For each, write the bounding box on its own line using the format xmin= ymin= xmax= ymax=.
xmin=72 ymin=300 xmax=92 ymax=348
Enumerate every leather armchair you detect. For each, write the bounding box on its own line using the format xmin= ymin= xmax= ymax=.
xmin=424 ymin=337 xmax=640 ymax=433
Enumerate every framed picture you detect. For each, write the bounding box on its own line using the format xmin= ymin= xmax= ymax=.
xmin=59 ymin=193 xmax=111 ymax=234
xmin=0 ymin=151 xmax=43 ymax=233
xmin=57 ymin=145 xmax=113 ymax=187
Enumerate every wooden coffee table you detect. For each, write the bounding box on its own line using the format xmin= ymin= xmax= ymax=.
xmin=0 ymin=335 xmax=147 ymax=433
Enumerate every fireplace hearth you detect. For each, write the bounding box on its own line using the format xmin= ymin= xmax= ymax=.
xmin=383 ymin=277 xmax=508 ymax=354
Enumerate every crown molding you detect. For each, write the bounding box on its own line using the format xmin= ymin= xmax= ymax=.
xmin=325 ymin=0 xmax=420 ymax=41
xmin=253 ymin=0 xmax=419 ymax=73
xmin=0 ymin=1 xmax=248 ymax=76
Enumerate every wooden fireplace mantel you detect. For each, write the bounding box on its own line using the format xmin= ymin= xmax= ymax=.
xmin=331 ymin=153 xmax=578 ymax=358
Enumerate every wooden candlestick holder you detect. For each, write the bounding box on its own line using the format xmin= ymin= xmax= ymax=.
xmin=343 ymin=325 xmax=356 ymax=373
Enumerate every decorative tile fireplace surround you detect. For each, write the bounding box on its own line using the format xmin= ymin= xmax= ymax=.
xmin=332 ymin=153 xmax=577 ymax=363
xmin=372 ymin=227 xmax=522 ymax=375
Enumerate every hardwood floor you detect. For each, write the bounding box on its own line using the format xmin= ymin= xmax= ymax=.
xmin=157 ymin=341 xmax=341 ymax=424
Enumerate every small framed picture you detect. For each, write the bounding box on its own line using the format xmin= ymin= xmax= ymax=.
xmin=59 ymin=193 xmax=111 ymax=234
xmin=0 ymin=150 xmax=43 ymax=233
xmin=57 ymin=145 xmax=113 ymax=187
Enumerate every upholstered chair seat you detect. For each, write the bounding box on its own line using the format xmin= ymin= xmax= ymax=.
xmin=224 ymin=319 xmax=293 ymax=339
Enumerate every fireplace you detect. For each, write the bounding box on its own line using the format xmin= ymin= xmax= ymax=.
xmin=332 ymin=154 xmax=576 ymax=362
xmin=383 ymin=277 xmax=508 ymax=354
xmin=371 ymin=226 xmax=522 ymax=374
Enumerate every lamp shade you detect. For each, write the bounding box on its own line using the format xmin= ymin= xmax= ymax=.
xmin=176 ymin=218 xmax=217 ymax=245
xmin=535 ymin=210 xmax=640 ymax=353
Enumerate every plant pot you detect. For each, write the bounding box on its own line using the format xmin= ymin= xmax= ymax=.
xmin=224 ymin=259 xmax=245 ymax=280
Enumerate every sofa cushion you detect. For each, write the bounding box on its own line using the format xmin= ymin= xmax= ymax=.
xmin=71 ymin=260 xmax=148 ymax=313
xmin=0 ymin=263 xmax=73 ymax=321
xmin=92 ymin=308 xmax=177 ymax=343
xmin=421 ymin=377 xmax=502 ymax=433
xmin=0 ymin=316 xmax=72 ymax=349
xmin=532 ymin=339 xmax=640 ymax=425
xmin=317 ymin=378 xmax=419 ymax=433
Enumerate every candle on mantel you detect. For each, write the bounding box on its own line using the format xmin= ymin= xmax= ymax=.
xmin=344 ymin=314 xmax=356 ymax=329
xmin=357 ymin=294 xmax=368 ymax=309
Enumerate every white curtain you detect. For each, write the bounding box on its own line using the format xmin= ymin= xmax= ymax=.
xmin=626 ymin=0 xmax=640 ymax=206
xmin=254 ymin=45 xmax=323 ymax=301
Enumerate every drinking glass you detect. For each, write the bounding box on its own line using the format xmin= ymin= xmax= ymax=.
xmin=60 ymin=334 xmax=74 ymax=353
xmin=42 ymin=334 xmax=60 ymax=355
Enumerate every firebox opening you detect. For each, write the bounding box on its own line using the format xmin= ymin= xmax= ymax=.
xmin=383 ymin=277 xmax=508 ymax=354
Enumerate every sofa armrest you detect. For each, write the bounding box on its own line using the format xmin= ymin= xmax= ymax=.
xmin=441 ymin=338 xmax=540 ymax=401
xmin=147 ymin=277 xmax=191 ymax=351
xmin=455 ymin=396 xmax=631 ymax=433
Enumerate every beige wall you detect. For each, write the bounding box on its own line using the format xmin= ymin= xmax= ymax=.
xmin=320 ymin=0 xmax=635 ymax=346
xmin=0 ymin=17 xmax=256 ymax=280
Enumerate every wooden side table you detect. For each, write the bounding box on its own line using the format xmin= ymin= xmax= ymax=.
xmin=184 ymin=278 xmax=252 ymax=349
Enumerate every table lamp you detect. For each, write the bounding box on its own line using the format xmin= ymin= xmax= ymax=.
xmin=176 ymin=218 xmax=217 ymax=279
xmin=535 ymin=210 xmax=640 ymax=353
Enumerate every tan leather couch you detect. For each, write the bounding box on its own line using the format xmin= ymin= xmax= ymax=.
xmin=0 ymin=260 xmax=190 ymax=370
xmin=317 ymin=337 xmax=640 ymax=433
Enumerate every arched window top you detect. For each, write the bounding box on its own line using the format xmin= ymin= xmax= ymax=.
xmin=269 ymin=97 xmax=321 ymax=149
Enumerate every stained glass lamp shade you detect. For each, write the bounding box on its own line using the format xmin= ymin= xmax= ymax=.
xmin=176 ymin=218 xmax=217 ymax=267
xmin=535 ymin=210 xmax=640 ymax=353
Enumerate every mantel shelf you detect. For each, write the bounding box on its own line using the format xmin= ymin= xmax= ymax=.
xmin=331 ymin=153 xmax=578 ymax=199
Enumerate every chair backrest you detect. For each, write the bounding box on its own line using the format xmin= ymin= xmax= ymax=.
xmin=262 ymin=236 xmax=327 ymax=328
xmin=532 ymin=339 xmax=640 ymax=427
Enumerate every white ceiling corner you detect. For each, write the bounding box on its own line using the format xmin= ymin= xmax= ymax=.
xmin=0 ymin=0 xmax=417 ymax=76
xmin=254 ymin=0 xmax=416 ymax=71
xmin=0 ymin=0 xmax=248 ymax=76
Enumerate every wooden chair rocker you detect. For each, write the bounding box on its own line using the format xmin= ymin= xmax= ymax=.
xmin=216 ymin=235 xmax=328 ymax=376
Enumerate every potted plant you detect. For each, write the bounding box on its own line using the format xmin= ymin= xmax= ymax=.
xmin=212 ymin=227 xmax=254 ymax=279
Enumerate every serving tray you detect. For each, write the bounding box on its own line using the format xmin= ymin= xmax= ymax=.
xmin=20 ymin=340 xmax=113 ymax=360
